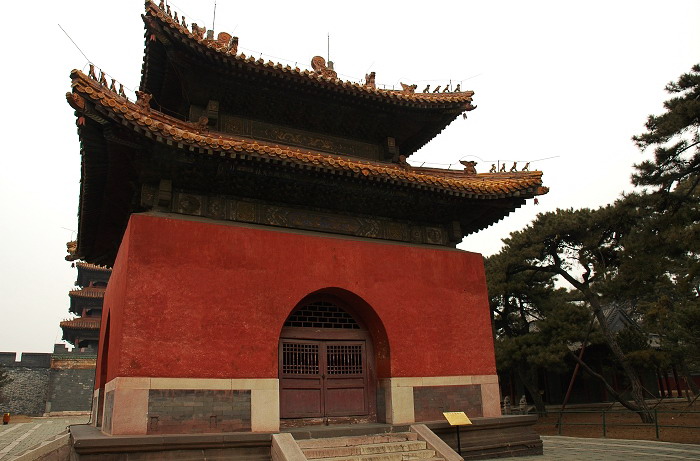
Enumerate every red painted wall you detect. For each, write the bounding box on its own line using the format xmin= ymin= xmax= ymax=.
xmin=99 ymin=213 xmax=496 ymax=385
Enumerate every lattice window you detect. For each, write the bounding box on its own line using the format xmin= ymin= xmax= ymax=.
xmin=282 ymin=343 xmax=319 ymax=375
xmin=284 ymin=301 xmax=360 ymax=329
xmin=326 ymin=344 xmax=363 ymax=375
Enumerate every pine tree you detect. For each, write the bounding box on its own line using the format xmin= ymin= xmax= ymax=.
xmin=633 ymin=64 xmax=700 ymax=194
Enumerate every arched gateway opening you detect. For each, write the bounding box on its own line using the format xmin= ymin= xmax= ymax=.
xmin=279 ymin=290 xmax=387 ymax=424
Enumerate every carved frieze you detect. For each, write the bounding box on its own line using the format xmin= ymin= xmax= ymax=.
xmin=140 ymin=186 xmax=450 ymax=246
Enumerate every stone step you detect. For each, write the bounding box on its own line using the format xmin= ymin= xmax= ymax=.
xmin=317 ymin=449 xmax=439 ymax=461
xmin=297 ymin=432 xmax=419 ymax=449
xmin=303 ymin=440 xmax=428 ymax=459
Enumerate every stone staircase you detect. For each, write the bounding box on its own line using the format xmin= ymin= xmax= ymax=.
xmin=296 ymin=432 xmax=445 ymax=461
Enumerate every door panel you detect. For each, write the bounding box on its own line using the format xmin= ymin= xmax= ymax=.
xmin=280 ymin=341 xmax=323 ymax=418
xmin=323 ymin=342 xmax=367 ymax=416
xmin=280 ymin=339 xmax=368 ymax=418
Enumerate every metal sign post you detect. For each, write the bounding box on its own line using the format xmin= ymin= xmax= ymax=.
xmin=443 ymin=411 xmax=472 ymax=455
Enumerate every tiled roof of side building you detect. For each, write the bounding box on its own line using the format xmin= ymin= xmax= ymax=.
xmin=142 ymin=0 xmax=476 ymax=109
xmin=67 ymin=70 xmax=548 ymax=200
xmin=68 ymin=287 xmax=106 ymax=299
xmin=60 ymin=317 xmax=101 ymax=330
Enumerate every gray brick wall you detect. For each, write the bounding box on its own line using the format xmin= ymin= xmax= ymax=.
xmin=147 ymin=389 xmax=251 ymax=434
xmin=413 ymin=384 xmax=483 ymax=421
xmin=47 ymin=368 xmax=95 ymax=412
xmin=0 ymin=366 xmax=50 ymax=416
xmin=0 ymin=347 xmax=96 ymax=416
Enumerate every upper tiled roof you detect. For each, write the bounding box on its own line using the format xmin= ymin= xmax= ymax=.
xmin=68 ymin=69 xmax=548 ymax=200
xmin=142 ymin=0 xmax=475 ymax=110
xmin=68 ymin=286 xmax=105 ymax=299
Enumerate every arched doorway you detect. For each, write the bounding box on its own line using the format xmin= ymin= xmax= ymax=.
xmin=279 ymin=295 xmax=377 ymax=423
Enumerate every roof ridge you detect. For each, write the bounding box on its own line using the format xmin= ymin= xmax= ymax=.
xmin=143 ymin=0 xmax=475 ymax=104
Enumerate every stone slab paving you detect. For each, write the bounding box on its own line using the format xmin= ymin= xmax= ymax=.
xmin=0 ymin=416 xmax=88 ymax=460
xmin=2 ymin=423 xmax=699 ymax=461
xmin=499 ymin=436 xmax=700 ymax=460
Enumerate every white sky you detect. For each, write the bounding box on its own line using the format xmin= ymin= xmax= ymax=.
xmin=1 ymin=1 xmax=698 ymax=354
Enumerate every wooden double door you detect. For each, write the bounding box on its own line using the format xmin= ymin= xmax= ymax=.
xmin=279 ymin=339 xmax=369 ymax=418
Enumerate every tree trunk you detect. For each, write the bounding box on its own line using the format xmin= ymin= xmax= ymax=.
xmin=588 ymin=295 xmax=655 ymax=423
xmin=517 ymin=364 xmax=546 ymax=415
xmin=679 ymin=361 xmax=700 ymax=396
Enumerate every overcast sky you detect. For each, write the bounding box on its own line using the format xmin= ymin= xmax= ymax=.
xmin=1 ymin=1 xmax=698 ymax=354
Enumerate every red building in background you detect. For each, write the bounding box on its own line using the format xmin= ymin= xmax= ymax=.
xmin=66 ymin=1 xmax=547 ymax=436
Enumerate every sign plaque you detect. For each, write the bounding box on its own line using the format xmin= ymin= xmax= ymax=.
xmin=442 ymin=411 xmax=471 ymax=455
xmin=443 ymin=411 xmax=472 ymax=426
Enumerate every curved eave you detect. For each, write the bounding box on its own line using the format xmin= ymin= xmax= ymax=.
xmin=60 ymin=319 xmax=101 ymax=330
xmin=140 ymin=1 xmax=476 ymax=112
xmin=69 ymin=69 xmax=547 ymax=201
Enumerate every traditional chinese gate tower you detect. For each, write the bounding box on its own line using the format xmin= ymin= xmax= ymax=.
xmin=67 ymin=1 xmax=547 ymax=436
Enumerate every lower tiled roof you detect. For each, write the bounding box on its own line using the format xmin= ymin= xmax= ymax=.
xmin=68 ymin=70 xmax=548 ymax=201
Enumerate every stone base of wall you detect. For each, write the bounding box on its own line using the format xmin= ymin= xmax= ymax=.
xmin=426 ymin=416 xmax=542 ymax=459
xmin=380 ymin=375 xmax=501 ymax=424
xmin=101 ymin=377 xmax=279 ymax=435
xmin=70 ymin=424 xmax=273 ymax=461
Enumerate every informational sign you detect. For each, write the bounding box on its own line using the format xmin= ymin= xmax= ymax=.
xmin=443 ymin=411 xmax=472 ymax=426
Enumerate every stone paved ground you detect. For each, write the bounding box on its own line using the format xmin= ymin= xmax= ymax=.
xmin=1 ymin=421 xmax=698 ymax=460
xmin=499 ymin=436 xmax=700 ymax=460
xmin=0 ymin=416 xmax=88 ymax=460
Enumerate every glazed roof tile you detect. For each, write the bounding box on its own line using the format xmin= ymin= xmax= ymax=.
xmin=60 ymin=317 xmax=101 ymax=330
xmin=76 ymin=262 xmax=112 ymax=272
xmin=68 ymin=70 xmax=548 ymax=200
xmin=68 ymin=286 xmax=105 ymax=299
xmin=143 ymin=0 xmax=475 ymax=109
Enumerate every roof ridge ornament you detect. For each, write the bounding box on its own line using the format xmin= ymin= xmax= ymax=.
xmin=135 ymin=90 xmax=153 ymax=112
xmin=400 ymin=83 xmax=417 ymax=94
xmin=364 ymin=72 xmax=376 ymax=89
xmin=311 ymin=56 xmax=337 ymax=79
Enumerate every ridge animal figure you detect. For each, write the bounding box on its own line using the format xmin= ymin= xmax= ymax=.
xmin=400 ymin=83 xmax=417 ymax=93
xmin=459 ymin=160 xmax=477 ymax=175
xmin=454 ymin=84 xmax=461 ymax=92
xmin=522 ymin=162 xmax=530 ymax=171
xmin=432 ymin=85 xmax=441 ymax=93
xmin=510 ymin=162 xmax=518 ymax=172
xmin=499 ymin=163 xmax=506 ymax=172
xmin=422 ymin=85 xmax=430 ymax=93
xmin=490 ymin=164 xmax=497 ymax=173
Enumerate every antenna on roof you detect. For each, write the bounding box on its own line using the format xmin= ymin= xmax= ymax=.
xmin=327 ymin=33 xmax=330 ymax=63
xmin=212 ymin=0 xmax=217 ymax=32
